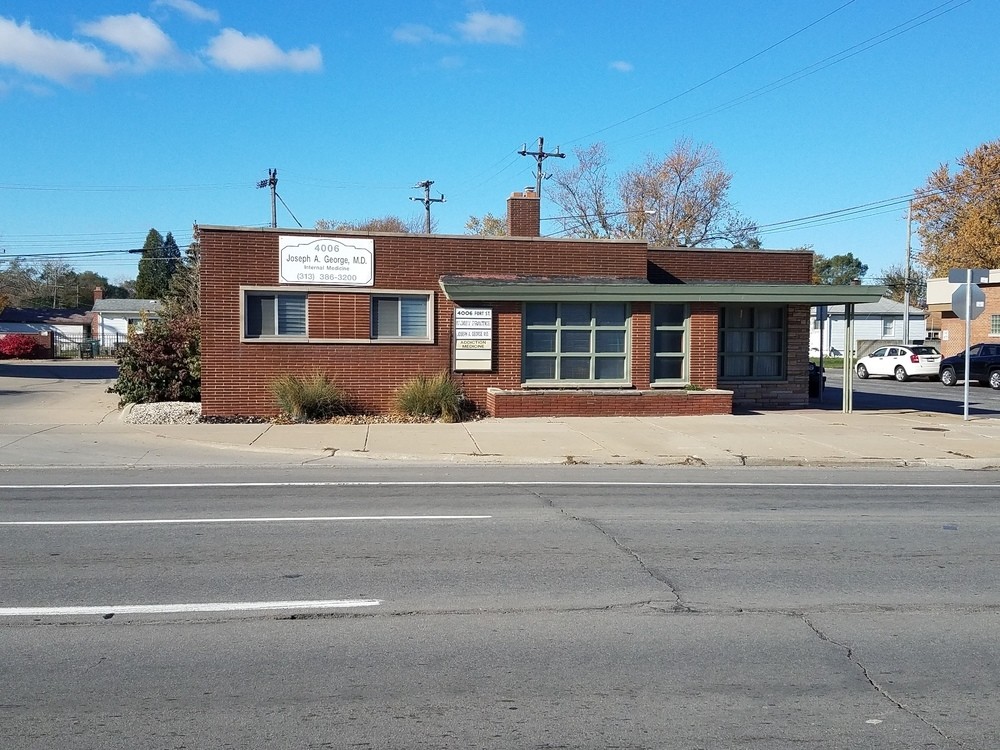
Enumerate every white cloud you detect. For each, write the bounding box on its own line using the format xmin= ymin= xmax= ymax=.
xmin=152 ymin=0 xmax=220 ymax=24
xmin=77 ymin=14 xmax=181 ymax=68
xmin=455 ymin=12 xmax=523 ymax=45
xmin=610 ymin=60 xmax=633 ymax=73
xmin=0 ymin=17 xmax=112 ymax=83
xmin=438 ymin=55 xmax=464 ymax=69
xmin=204 ymin=28 xmax=322 ymax=72
xmin=392 ymin=23 xmax=451 ymax=45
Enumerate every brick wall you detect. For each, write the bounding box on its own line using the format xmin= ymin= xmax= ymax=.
xmin=649 ymin=248 xmax=813 ymax=283
xmin=487 ymin=388 xmax=732 ymax=417
xmin=199 ymin=228 xmax=649 ymax=417
xmin=936 ymin=285 xmax=1000 ymax=356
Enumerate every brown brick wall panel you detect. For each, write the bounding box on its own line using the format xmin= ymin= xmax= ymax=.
xmin=486 ymin=390 xmax=732 ymax=417
xmin=649 ymin=249 xmax=813 ymax=283
xmin=937 ymin=286 xmax=999 ymax=356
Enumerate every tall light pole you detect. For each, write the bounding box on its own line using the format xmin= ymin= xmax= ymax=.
xmin=902 ymin=200 xmax=912 ymax=345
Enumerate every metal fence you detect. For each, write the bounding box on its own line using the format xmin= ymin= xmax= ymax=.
xmin=54 ymin=331 xmax=126 ymax=360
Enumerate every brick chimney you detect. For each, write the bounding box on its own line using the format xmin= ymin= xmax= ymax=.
xmin=507 ymin=188 xmax=540 ymax=237
xmin=90 ymin=288 xmax=103 ymax=339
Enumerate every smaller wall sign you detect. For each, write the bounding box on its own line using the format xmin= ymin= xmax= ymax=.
xmin=279 ymin=236 xmax=374 ymax=286
xmin=454 ymin=308 xmax=493 ymax=372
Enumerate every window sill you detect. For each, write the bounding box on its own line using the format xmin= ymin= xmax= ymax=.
xmin=521 ymin=381 xmax=633 ymax=389
xmin=240 ymin=336 xmax=433 ymax=344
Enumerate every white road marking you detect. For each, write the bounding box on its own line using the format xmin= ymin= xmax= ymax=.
xmin=0 ymin=599 xmax=380 ymax=617
xmin=0 ymin=481 xmax=997 ymax=490
xmin=0 ymin=514 xmax=491 ymax=527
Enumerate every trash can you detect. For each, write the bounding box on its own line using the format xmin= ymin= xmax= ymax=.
xmin=808 ymin=362 xmax=824 ymax=398
xmin=80 ymin=339 xmax=99 ymax=359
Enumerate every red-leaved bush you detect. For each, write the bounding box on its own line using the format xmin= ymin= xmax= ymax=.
xmin=0 ymin=334 xmax=40 ymax=359
xmin=109 ymin=314 xmax=200 ymax=405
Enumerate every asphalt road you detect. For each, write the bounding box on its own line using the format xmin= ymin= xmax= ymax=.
xmin=2 ymin=465 xmax=998 ymax=749
xmin=818 ymin=368 xmax=1000 ymax=416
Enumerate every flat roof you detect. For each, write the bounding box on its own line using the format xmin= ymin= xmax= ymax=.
xmin=439 ymin=276 xmax=887 ymax=304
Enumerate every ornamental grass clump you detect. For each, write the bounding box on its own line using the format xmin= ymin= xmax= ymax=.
xmin=394 ymin=371 xmax=465 ymax=422
xmin=270 ymin=372 xmax=349 ymax=422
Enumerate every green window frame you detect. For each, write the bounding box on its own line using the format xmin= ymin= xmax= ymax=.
xmin=244 ymin=291 xmax=307 ymax=339
xmin=651 ymin=303 xmax=689 ymax=384
xmin=719 ymin=304 xmax=786 ymax=380
xmin=523 ymin=302 xmax=629 ymax=383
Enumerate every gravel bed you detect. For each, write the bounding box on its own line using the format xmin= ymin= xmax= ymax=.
xmin=122 ymin=402 xmax=487 ymax=425
xmin=122 ymin=402 xmax=202 ymax=424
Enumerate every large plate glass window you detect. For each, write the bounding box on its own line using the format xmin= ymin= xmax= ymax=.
xmin=245 ymin=292 xmax=306 ymax=338
xmin=372 ymin=295 xmax=430 ymax=339
xmin=719 ymin=304 xmax=786 ymax=379
xmin=523 ymin=302 xmax=629 ymax=382
xmin=651 ymin=303 xmax=688 ymax=383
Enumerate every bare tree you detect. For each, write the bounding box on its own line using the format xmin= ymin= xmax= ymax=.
xmin=550 ymin=139 xmax=758 ymax=247
xmin=315 ymin=216 xmax=424 ymax=233
xmin=465 ymin=212 xmax=507 ymax=236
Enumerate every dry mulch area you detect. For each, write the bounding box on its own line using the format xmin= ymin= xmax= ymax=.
xmin=200 ymin=411 xmax=489 ymax=425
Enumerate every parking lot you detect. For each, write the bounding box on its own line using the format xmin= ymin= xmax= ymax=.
xmin=817 ymin=368 xmax=1000 ymax=417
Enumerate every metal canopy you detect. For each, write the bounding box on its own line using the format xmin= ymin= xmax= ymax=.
xmin=439 ymin=277 xmax=887 ymax=305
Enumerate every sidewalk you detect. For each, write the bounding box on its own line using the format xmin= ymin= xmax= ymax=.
xmin=124 ymin=408 xmax=1000 ymax=468
xmin=2 ymin=359 xmax=999 ymax=469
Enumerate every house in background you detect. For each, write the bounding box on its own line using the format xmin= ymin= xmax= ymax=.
xmin=90 ymin=287 xmax=162 ymax=348
xmin=810 ymin=298 xmax=927 ymax=357
xmin=0 ymin=306 xmax=93 ymax=357
xmin=926 ymin=269 xmax=1000 ymax=356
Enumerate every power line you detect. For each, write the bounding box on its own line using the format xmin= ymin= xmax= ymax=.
xmin=610 ymin=0 xmax=971 ymax=147
xmin=565 ymin=0 xmax=860 ymax=146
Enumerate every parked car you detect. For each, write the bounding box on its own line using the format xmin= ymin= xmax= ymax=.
xmin=938 ymin=343 xmax=1000 ymax=389
xmin=855 ymin=345 xmax=941 ymax=382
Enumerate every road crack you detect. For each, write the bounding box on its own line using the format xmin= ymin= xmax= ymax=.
xmin=800 ymin=614 xmax=966 ymax=748
xmin=532 ymin=490 xmax=694 ymax=613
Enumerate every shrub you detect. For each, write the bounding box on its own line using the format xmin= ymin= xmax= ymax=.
xmin=110 ymin=314 xmax=200 ymax=405
xmin=0 ymin=334 xmax=40 ymax=359
xmin=394 ymin=371 xmax=465 ymax=422
xmin=270 ymin=372 xmax=348 ymax=421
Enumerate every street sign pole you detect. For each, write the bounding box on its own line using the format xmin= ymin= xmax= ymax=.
xmin=949 ymin=267 xmax=988 ymax=421
xmin=964 ymin=269 xmax=972 ymax=420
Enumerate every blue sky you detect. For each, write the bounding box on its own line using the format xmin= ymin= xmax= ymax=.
xmin=1 ymin=0 xmax=997 ymax=285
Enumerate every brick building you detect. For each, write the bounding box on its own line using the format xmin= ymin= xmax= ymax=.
xmin=198 ymin=190 xmax=883 ymax=418
xmin=926 ymin=271 xmax=1000 ymax=355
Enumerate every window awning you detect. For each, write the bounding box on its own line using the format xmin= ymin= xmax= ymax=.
xmin=439 ymin=276 xmax=887 ymax=304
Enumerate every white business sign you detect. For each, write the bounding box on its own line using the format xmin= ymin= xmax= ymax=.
xmin=454 ymin=307 xmax=493 ymax=372
xmin=279 ymin=236 xmax=374 ymax=286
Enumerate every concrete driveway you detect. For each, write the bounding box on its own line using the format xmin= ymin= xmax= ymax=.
xmin=0 ymin=360 xmax=120 ymax=425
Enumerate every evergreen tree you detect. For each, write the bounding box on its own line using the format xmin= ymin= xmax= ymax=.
xmin=812 ymin=252 xmax=868 ymax=285
xmin=163 ymin=231 xmax=182 ymax=279
xmin=135 ymin=228 xmax=168 ymax=299
xmin=163 ymin=240 xmax=201 ymax=318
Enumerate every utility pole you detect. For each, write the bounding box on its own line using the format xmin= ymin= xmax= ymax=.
xmin=410 ymin=180 xmax=445 ymax=234
xmin=257 ymin=168 xmax=278 ymax=228
xmin=518 ymin=137 xmax=565 ymax=197
xmin=902 ymin=200 xmax=912 ymax=345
